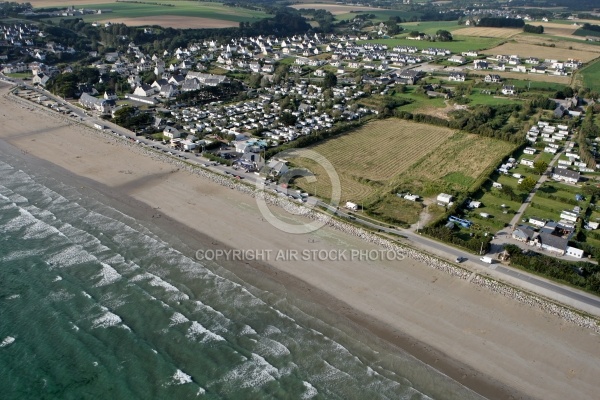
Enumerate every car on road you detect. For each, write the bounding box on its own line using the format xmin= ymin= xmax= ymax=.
xmin=455 ymin=256 xmax=465 ymax=263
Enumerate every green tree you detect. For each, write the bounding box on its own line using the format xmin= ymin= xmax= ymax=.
xmin=323 ymin=71 xmax=337 ymax=89
xmin=280 ymin=112 xmax=297 ymax=126
xmin=519 ymin=176 xmax=537 ymax=192
xmin=435 ymin=30 xmax=453 ymax=42
xmin=533 ymin=160 xmax=549 ymax=175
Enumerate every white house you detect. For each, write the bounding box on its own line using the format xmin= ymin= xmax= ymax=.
xmin=163 ymin=126 xmax=181 ymax=139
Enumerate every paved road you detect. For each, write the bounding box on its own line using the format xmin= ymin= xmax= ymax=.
xmin=6 ymin=76 xmax=600 ymax=317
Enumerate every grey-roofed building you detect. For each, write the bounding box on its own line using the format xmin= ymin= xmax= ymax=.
xmin=512 ymin=225 xmax=536 ymax=242
xmin=79 ymin=92 xmax=110 ymax=113
xmin=535 ymin=232 xmax=568 ymax=255
xmin=552 ymin=167 xmax=580 ymax=184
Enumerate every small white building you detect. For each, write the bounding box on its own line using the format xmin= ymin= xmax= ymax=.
xmin=524 ymin=147 xmax=536 ymax=155
xmin=520 ymin=158 xmax=535 ymax=167
xmin=529 ymin=217 xmax=546 ymax=227
xmin=345 ymin=201 xmax=358 ymax=211
xmin=437 ymin=193 xmax=453 ymax=205
xmin=565 ymin=246 xmax=584 ymax=258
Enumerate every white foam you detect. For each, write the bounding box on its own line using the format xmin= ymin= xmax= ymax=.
xmin=169 ymin=312 xmax=189 ymax=327
xmin=263 ymin=325 xmax=281 ymax=335
xmin=46 ymin=245 xmax=96 ymax=269
xmin=172 ymin=369 xmax=193 ymax=385
xmin=0 ymin=336 xmax=15 ymax=347
xmin=255 ymin=337 xmax=290 ymax=357
xmin=6 ymin=294 xmax=20 ymax=300
xmin=94 ymin=263 xmax=121 ymax=287
xmin=196 ymin=387 xmax=205 ymax=396
xmin=186 ymin=321 xmax=225 ymax=343
xmin=301 ymin=381 xmax=318 ymax=399
xmin=240 ymin=325 xmax=257 ymax=336
xmin=48 ymin=289 xmax=75 ymax=302
xmin=82 ymin=291 xmax=92 ymax=299
xmin=92 ymin=311 xmax=122 ymax=329
xmin=222 ymin=353 xmax=279 ymax=390
xmin=53 ymin=275 xmax=62 ymax=282
xmin=70 ymin=322 xmax=79 ymax=332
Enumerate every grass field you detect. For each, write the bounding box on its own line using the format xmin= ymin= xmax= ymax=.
xmin=390 ymin=132 xmax=517 ymax=195
xmin=38 ymin=1 xmax=270 ymax=27
xmin=452 ymin=27 xmax=522 ymax=38
xmin=287 ymin=119 xmax=455 ymax=205
xmin=362 ymin=36 xmax=504 ymax=53
xmin=334 ymin=10 xmax=422 ymax=22
xmin=580 ymin=58 xmax=600 ymax=92
xmin=290 ymin=3 xmax=382 ymax=15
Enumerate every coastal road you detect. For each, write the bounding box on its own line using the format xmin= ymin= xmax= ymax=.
xmin=9 ymin=78 xmax=600 ymax=317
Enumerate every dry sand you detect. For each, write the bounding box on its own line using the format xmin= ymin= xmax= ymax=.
xmin=1 ymin=84 xmax=599 ymax=400
xmin=96 ymin=16 xmax=239 ymax=29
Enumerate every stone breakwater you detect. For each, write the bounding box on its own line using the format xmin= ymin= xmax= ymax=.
xmin=11 ymin=91 xmax=600 ymax=334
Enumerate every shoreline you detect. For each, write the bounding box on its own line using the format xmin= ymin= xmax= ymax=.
xmin=2 ymin=84 xmax=600 ymax=399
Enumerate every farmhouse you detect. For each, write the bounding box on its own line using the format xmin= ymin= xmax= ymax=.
xmin=484 ymin=74 xmax=501 ymax=83
xmin=448 ymin=72 xmax=466 ymax=82
xmin=501 ymin=85 xmax=516 ymax=95
xmin=552 ymin=167 xmax=580 ymax=184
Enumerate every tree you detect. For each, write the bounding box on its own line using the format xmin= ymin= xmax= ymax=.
xmin=323 ymin=71 xmax=337 ymax=89
xmin=533 ymin=160 xmax=549 ymax=175
xmin=519 ymin=176 xmax=537 ymax=192
xmin=435 ymin=30 xmax=453 ymax=42
xmin=280 ymin=112 xmax=297 ymax=126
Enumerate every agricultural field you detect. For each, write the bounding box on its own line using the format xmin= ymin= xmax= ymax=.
xmin=536 ymin=22 xmax=579 ymax=38
xmin=400 ymin=21 xmax=464 ymax=35
xmin=486 ymin=41 xmax=600 ymax=63
xmin=452 ymin=27 xmax=523 ymax=38
xmin=334 ymin=10 xmax=422 ymax=22
xmin=363 ymin=36 xmax=504 ymax=54
xmin=37 ymin=1 xmax=270 ymax=27
xmin=290 ymin=3 xmax=382 ymax=15
xmin=470 ymin=70 xmax=571 ymax=84
xmin=579 ymin=59 xmax=600 ymax=92
xmin=390 ymin=132 xmax=517 ymax=196
xmin=286 ymin=119 xmax=455 ymax=205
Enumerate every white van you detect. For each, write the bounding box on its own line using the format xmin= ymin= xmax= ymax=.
xmin=480 ymin=256 xmax=493 ymax=264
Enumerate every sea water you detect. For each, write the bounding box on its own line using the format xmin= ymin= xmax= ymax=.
xmin=0 ymin=152 xmax=482 ymax=399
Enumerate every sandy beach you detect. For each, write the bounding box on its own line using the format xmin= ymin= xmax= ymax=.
xmin=1 ymin=84 xmax=599 ymax=400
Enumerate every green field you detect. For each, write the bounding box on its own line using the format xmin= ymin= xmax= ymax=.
xmin=39 ymin=1 xmax=270 ymax=24
xmin=389 ymin=132 xmax=517 ymax=196
xmin=580 ymin=58 xmax=600 ymax=93
xmin=361 ymin=35 xmax=504 ymax=53
xmin=334 ymin=10 xmax=422 ymax=23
